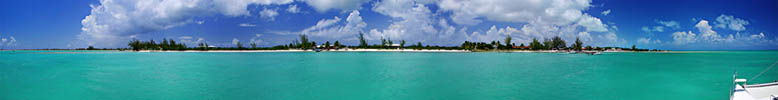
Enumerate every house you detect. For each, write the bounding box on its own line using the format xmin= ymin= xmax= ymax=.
xmin=512 ymin=46 xmax=530 ymax=49
xmin=384 ymin=44 xmax=401 ymax=48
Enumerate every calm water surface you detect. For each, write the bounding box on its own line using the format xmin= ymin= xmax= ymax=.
xmin=1 ymin=51 xmax=777 ymax=100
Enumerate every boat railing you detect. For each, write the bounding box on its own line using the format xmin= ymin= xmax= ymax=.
xmin=744 ymin=81 xmax=778 ymax=88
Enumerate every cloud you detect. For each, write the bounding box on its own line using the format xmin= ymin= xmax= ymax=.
xmin=637 ymin=37 xmax=661 ymax=44
xmin=641 ymin=20 xmax=680 ymax=36
xmin=656 ymin=20 xmax=680 ymax=29
xmin=177 ymin=36 xmax=206 ymax=47
xmin=669 ymin=18 xmax=774 ymax=47
xmin=576 ymin=14 xmax=610 ymax=32
xmin=301 ymin=10 xmax=366 ymax=40
xmin=601 ymin=9 xmax=611 ymax=16
xmin=178 ymin=36 xmax=193 ymax=40
xmin=438 ymin=0 xmax=609 ymax=32
xmin=239 ymin=23 xmax=257 ymax=27
xmin=79 ymin=0 xmax=294 ymax=47
xmin=303 ymin=0 xmax=369 ymax=13
xmin=642 ymin=26 xmax=664 ymax=33
xmin=286 ymin=4 xmax=300 ymax=13
xmin=695 ymin=20 xmax=733 ymax=42
xmin=714 ymin=14 xmax=749 ymax=31
xmin=196 ymin=20 xmax=205 ymax=24
xmin=670 ymin=20 xmax=733 ymax=45
xmin=467 ymin=25 xmax=518 ymax=43
xmin=672 ymin=31 xmax=696 ymax=45
xmin=449 ymin=11 xmax=483 ymax=25
xmin=578 ymin=32 xmax=594 ymax=43
xmin=465 ymin=24 xmax=620 ymax=47
xmin=303 ymin=16 xmax=342 ymax=32
xmin=370 ymin=0 xmax=439 ymax=42
xmin=232 ymin=38 xmax=240 ymax=45
xmin=642 ymin=20 xmax=680 ymax=34
xmin=0 ymin=35 xmax=18 ymax=47
xmin=260 ymin=8 xmax=279 ymax=20
xmin=249 ymin=34 xmax=264 ymax=45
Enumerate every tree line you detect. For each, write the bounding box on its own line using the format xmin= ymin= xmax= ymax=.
xmin=120 ymin=32 xmax=659 ymax=51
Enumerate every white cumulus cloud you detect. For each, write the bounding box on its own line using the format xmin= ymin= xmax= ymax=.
xmin=637 ymin=37 xmax=662 ymax=44
xmin=656 ymin=20 xmax=680 ymax=29
xmin=177 ymin=36 xmax=206 ymax=47
xmin=642 ymin=26 xmax=664 ymax=33
xmin=232 ymin=38 xmax=240 ymax=45
xmin=260 ymin=8 xmax=280 ymax=20
xmin=239 ymin=23 xmax=257 ymax=27
xmin=370 ymin=0 xmax=438 ymax=42
xmin=696 ymin=20 xmax=733 ymax=42
xmin=437 ymin=0 xmax=609 ymax=32
xmin=303 ymin=16 xmax=342 ymax=32
xmin=601 ymin=9 xmax=611 ymax=16
xmin=249 ymin=34 xmax=264 ymax=45
xmin=79 ymin=0 xmax=293 ymax=47
xmin=714 ymin=14 xmax=749 ymax=31
xmin=286 ymin=4 xmax=300 ymax=13
xmin=303 ymin=0 xmax=369 ymax=13
xmin=672 ymin=31 xmax=697 ymax=45
xmin=301 ymin=10 xmax=367 ymax=40
xmin=0 ymin=35 xmax=18 ymax=47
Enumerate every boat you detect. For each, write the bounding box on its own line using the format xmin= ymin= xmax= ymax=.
xmin=730 ymin=65 xmax=778 ymax=100
xmin=578 ymin=51 xmax=601 ymax=55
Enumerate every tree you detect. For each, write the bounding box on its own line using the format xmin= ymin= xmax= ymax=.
xmin=400 ymin=40 xmax=406 ymax=49
xmin=543 ymin=39 xmax=552 ymax=50
xmin=417 ymin=42 xmax=422 ymax=49
xmin=504 ymin=36 xmax=512 ymax=49
xmin=251 ymin=42 xmax=257 ymax=48
xmin=381 ymin=37 xmax=387 ymax=47
xmin=334 ymin=41 xmax=341 ymax=49
xmin=169 ymin=39 xmax=177 ymax=50
xmin=161 ymin=38 xmax=169 ymax=50
xmin=388 ymin=38 xmax=393 ymax=48
xmin=148 ymin=39 xmax=157 ymax=50
xmin=236 ymin=41 xmax=243 ymax=49
xmin=299 ymin=34 xmax=310 ymax=49
xmin=551 ymin=36 xmax=566 ymax=49
xmin=632 ymin=44 xmax=636 ymax=50
xmin=87 ymin=46 xmax=95 ymax=50
xmin=585 ymin=45 xmax=593 ymax=50
xmin=204 ymin=42 xmax=209 ymax=50
xmin=530 ymin=38 xmax=544 ymax=50
xmin=129 ymin=39 xmax=141 ymax=51
xmin=311 ymin=41 xmax=317 ymax=48
xmin=324 ymin=41 xmax=331 ymax=49
xmin=572 ymin=37 xmax=583 ymax=51
xmin=358 ymin=32 xmax=367 ymax=48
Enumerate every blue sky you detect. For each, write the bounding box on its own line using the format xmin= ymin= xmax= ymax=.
xmin=0 ymin=0 xmax=776 ymax=50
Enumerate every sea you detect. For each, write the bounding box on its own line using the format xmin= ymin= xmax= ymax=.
xmin=1 ymin=50 xmax=777 ymax=100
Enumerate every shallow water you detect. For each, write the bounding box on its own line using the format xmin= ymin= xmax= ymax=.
xmin=1 ymin=51 xmax=777 ymax=100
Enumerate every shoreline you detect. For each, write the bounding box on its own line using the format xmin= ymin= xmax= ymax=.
xmin=0 ymin=49 xmax=680 ymax=53
xmin=137 ymin=49 xmax=471 ymax=53
xmin=132 ymin=49 xmax=667 ymax=53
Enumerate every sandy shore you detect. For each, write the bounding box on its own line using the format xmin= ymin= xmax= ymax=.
xmin=135 ymin=49 xmax=672 ymax=53
xmin=137 ymin=49 xmax=470 ymax=53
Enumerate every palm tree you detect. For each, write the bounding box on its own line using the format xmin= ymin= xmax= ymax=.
xmin=400 ymin=40 xmax=406 ymax=49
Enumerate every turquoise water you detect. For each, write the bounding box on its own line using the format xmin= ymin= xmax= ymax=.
xmin=1 ymin=51 xmax=777 ymax=100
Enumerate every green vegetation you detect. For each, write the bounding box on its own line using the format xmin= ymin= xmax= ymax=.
xmin=114 ymin=33 xmax=663 ymax=52
xmin=128 ymin=38 xmax=187 ymax=51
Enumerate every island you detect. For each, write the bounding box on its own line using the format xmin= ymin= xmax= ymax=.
xmin=28 ymin=32 xmax=664 ymax=53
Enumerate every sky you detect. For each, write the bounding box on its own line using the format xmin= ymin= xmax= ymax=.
xmin=0 ymin=0 xmax=776 ymax=50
